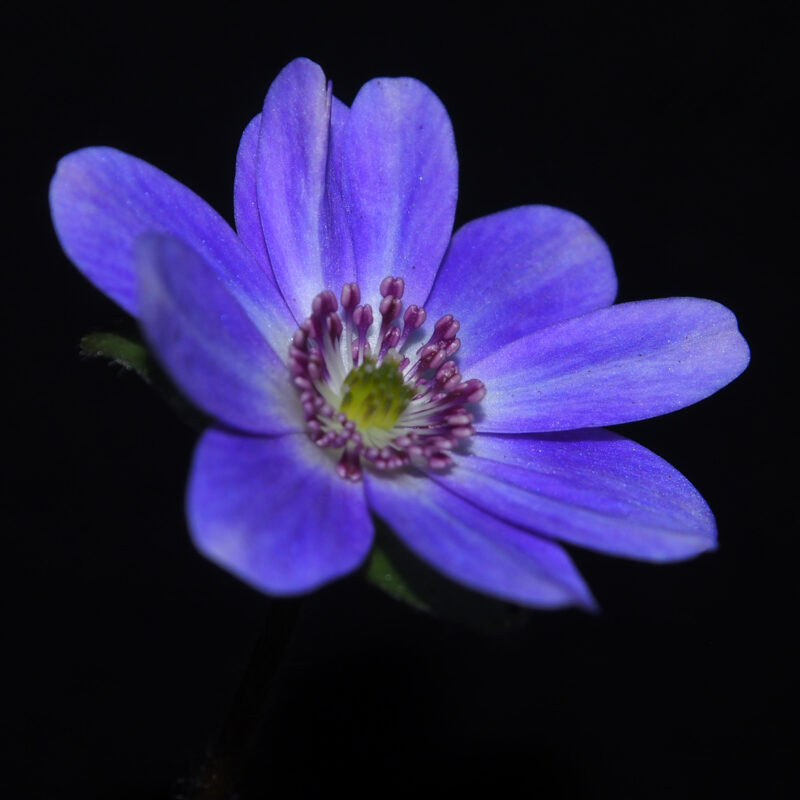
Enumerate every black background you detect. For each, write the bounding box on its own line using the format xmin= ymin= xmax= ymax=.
xmin=6 ymin=4 xmax=792 ymax=798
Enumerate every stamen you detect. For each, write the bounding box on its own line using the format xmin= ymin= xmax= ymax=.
xmin=352 ymin=304 xmax=373 ymax=366
xmin=396 ymin=304 xmax=426 ymax=350
xmin=289 ymin=276 xmax=486 ymax=480
xmin=377 ymin=275 xmax=405 ymax=354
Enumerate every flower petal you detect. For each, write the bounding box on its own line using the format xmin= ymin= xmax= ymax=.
xmin=49 ymin=147 xmax=293 ymax=346
xmin=188 ymin=430 xmax=374 ymax=595
xmin=233 ymin=113 xmax=274 ymax=279
xmin=474 ymin=297 xmax=750 ymax=432
xmin=424 ymin=206 xmax=617 ymax=369
xmin=435 ymin=431 xmax=716 ymax=561
xmin=137 ymin=233 xmax=301 ymax=434
xmin=341 ymin=75 xmax=457 ymax=310
xmin=257 ymin=58 xmax=356 ymax=322
xmin=364 ymin=469 xmax=595 ymax=610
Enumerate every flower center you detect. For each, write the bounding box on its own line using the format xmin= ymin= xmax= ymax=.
xmin=288 ymin=276 xmax=486 ymax=481
xmin=339 ymin=356 xmax=417 ymax=431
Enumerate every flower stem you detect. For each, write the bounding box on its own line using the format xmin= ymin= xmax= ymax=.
xmin=177 ymin=598 xmax=302 ymax=799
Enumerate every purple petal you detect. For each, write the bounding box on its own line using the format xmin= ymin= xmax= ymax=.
xmin=474 ymin=297 xmax=750 ymax=432
xmin=233 ymin=113 xmax=274 ymax=279
xmin=49 ymin=147 xmax=293 ymax=346
xmin=425 ymin=206 xmax=617 ymax=369
xmin=188 ymin=430 xmax=374 ymax=595
xmin=137 ymin=234 xmax=300 ymax=435
xmin=435 ymin=431 xmax=716 ymax=561
xmin=341 ymin=75 xmax=457 ymax=310
xmin=322 ymin=95 xmax=356 ymax=295
xmin=257 ymin=58 xmax=356 ymax=323
xmin=364 ymin=469 xmax=595 ymax=610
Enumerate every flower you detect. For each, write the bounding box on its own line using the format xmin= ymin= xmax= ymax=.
xmin=50 ymin=58 xmax=749 ymax=611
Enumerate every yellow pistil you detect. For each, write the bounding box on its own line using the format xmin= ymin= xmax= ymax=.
xmin=339 ymin=356 xmax=416 ymax=431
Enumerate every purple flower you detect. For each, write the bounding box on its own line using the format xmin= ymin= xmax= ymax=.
xmin=50 ymin=58 xmax=749 ymax=611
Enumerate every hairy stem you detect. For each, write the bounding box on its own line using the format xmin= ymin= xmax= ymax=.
xmin=177 ymin=598 xmax=302 ymax=799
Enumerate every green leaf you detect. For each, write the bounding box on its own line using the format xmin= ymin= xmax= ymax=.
xmin=363 ymin=517 xmax=529 ymax=633
xmin=364 ymin=542 xmax=430 ymax=612
xmin=80 ymin=328 xmax=210 ymax=431
xmin=80 ymin=330 xmax=153 ymax=381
